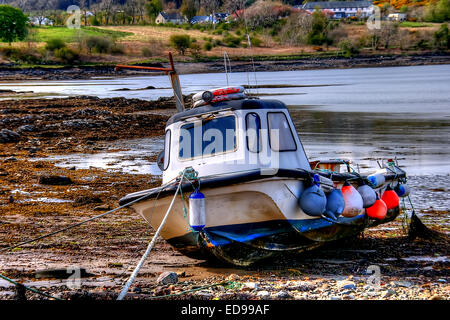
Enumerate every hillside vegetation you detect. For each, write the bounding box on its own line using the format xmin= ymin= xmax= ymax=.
xmin=0 ymin=1 xmax=448 ymax=67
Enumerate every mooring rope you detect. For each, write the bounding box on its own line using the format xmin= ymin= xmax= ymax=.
xmin=0 ymin=191 xmax=155 ymax=253
xmin=117 ymin=168 xmax=196 ymax=300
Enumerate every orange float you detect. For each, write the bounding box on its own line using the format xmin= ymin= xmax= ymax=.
xmin=381 ymin=185 xmax=400 ymax=210
xmin=366 ymin=197 xmax=388 ymax=220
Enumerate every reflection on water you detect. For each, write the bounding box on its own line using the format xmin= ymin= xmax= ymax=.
xmin=291 ymin=109 xmax=450 ymax=176
xmin=31 ymin=137 xmax=163 ymax=175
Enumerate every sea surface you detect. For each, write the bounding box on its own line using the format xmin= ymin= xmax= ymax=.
xmin=3 ymin=64 xmax=449 ymax=176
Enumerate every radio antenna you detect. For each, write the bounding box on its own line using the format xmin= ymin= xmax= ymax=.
xmin=224 ymin=52 xmax=232 ymax=86
xmin=242 ymin=1 xmax=259 ymax=96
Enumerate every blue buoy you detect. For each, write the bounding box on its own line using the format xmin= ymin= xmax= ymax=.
xmin=324 ymin=189 xmax=345 ymax=220
xmin=189 ymin=190 xmax=206 ymax=231
xmin=367 ymin=173 xmax=385 ymax=188
xmin=357 ymin=184 xmax=377 ymax=208
xmin=394 ymin=184 xmax=410 ymax=197
xmin=299 ymin=183 xmax=327 ymax=217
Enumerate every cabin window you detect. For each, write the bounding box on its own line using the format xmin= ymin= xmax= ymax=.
xmin=267 ymin=112 xmax=297 ymax=152
xmin=246 ymin=113 xmax=261 ymax=153
xmin=179 ymin=115 xmax=237 ymax=160
xmin=163 ymin=130 xmax=171 ymax=170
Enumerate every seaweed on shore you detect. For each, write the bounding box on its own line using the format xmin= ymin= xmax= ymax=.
xmin=408 ymin=212 xmax=449 ymax=242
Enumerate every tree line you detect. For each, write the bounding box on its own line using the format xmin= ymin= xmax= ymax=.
xmin=0 ymin=1 xmax=309 ymax=26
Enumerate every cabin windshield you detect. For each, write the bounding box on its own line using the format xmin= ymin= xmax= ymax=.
xmin=179 ymin=115 xmax=237 ymax=160
xmin=267 ymin=112 xmax=297 ymax=152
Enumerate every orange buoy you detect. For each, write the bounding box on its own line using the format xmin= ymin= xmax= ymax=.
xmin=381 ymin=185 xmax=400 ymax=210
xmin=341 ymin=181 xmax=364 ymax=218
xmin=366 ymin=197 xmax=387 ymax=220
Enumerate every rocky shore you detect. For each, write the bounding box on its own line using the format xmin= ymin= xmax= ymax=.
xmin=0 ymin=96 xmax=448 ymax=301
xmin=0 ymin=95 xmax=178 ymax=153
xmin=1 ymin=52 xmax=449 ymax=81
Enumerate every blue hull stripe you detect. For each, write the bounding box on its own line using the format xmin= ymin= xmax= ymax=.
xmin=203 ymin=214 xmax=366 ymax=246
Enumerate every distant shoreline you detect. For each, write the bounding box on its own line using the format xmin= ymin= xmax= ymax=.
xmin=1 ymin=52 xmax=449 ymax=81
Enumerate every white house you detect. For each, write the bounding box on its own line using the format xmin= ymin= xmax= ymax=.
xmin=387 ymin=13 xmax=407 ymax=21
xmin=299 ymin=1 xmax=374 ymax=19
xmin=190 ymin=13 xmax=229 ymax=24
xmin=155 ymin=11 xmax=186 ymax=24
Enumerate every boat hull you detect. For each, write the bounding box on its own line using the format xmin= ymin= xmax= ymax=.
xmin=127 ymin=177 xmax=401 ymax=265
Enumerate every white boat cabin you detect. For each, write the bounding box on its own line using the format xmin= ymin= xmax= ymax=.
xmin=160 ymin=98 xmax=311 ymax=184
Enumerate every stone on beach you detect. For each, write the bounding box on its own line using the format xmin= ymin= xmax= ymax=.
xmin=337 ymin=280 xmax=357 ymax=290
xmin=227 ymin=274 xmax=240 ymax=281
xmin=17 ymin=125 xmax=35 ymax=133
xmin=257 ymin=290 xmax=270 ymax=298
xmin=275 ymin=291 xmax=292 ymax=299
xmin=243 ymin=282 xmax=258 ymax=290
xmin=391 ymin=281 xmax=413 ymax=288
xmin=94 ymin=204 xmax=111 ymax=211
xmin=382 ymin=289 xmax=397 ymax=298
xmin=156 ymin=271 xmax=178 ymax=285
xmin=38 ymin=175 xmax=73 ymax=185
xmin=0 ymin=129 xmax=20 ymax=143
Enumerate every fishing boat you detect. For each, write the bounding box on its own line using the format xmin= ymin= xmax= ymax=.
xmin=117 ymin=55 xmax=410 ymax=266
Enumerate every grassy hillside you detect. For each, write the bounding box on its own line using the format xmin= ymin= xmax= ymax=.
xmin=0 ymin=21 xmax=448 ymax=67
xmin=31 ymin=26 xmax=133 ymax=42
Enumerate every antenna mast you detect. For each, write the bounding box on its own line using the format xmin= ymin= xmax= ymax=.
xmin=223 ymin=52 xmax=231 ymax=86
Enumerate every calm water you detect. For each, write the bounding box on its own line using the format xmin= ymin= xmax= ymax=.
xmin=2 ymin=64 xmax=450 ymax=176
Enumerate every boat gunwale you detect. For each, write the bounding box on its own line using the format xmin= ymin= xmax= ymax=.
xmin=118 ymin=168 xmax=406 ymax=206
